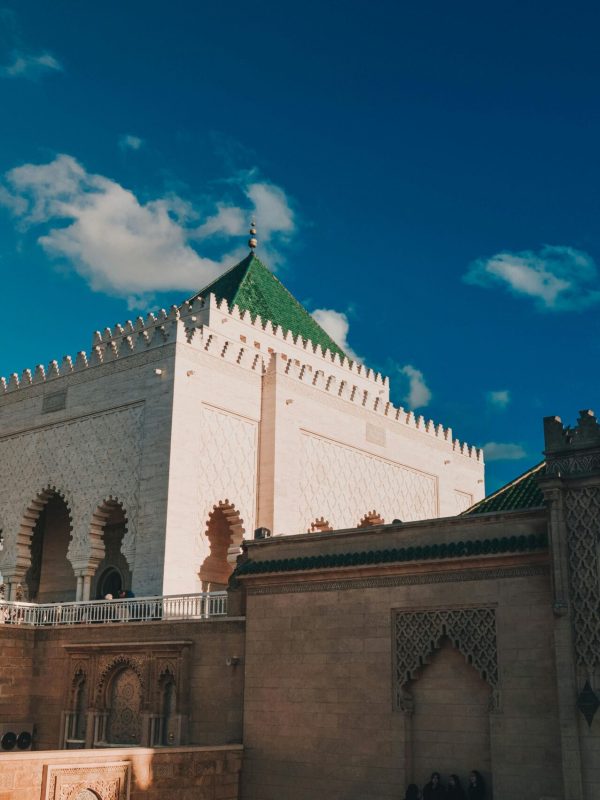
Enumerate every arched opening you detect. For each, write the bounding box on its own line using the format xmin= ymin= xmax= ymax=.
xmin=66 ymin=669 xmax=88 ymax=747
xmin=159 ymin=669 xmax=177 ymax=745
xmin=91 ymin=501 xmax=131 ymax=599
xmin=105 ymin=666 xmax=142 ymax=745
xmin=409 ymin=639 xmax=492 ymax=789
xmin=199 ymin=502 xmax=244 ymax=592
xmin=23 ymin=491 xmax=75 ymax=602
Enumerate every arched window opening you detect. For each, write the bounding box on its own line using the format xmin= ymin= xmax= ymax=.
xmin=92 ymin=502 xmax=131 ymax=599
xmin=97 ymin=567 xmax=122 ymax=599
xmin=106 ymin=667 xmax=142 ymax=746
xmin=24 ymin=492 xmax=75 ymax=602
xmin=199 ymin=503 xmax=244 ymax=592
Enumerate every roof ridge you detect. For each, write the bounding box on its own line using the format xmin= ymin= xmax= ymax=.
xmin=462 ymin=460 xmax=545 ymax=516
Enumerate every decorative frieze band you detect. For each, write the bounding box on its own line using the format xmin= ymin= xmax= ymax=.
xmin=245 ymin=564 xmax=549 ymax=595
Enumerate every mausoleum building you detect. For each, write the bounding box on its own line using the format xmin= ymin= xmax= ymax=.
xmin=0 ymin=247 xmax=483 ymax=602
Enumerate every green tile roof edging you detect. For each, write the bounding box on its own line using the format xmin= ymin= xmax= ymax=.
xmin=233 ymin=532 xmax=548 ymax=577
xmin=189 ymin=252 xmax=346 ymax=359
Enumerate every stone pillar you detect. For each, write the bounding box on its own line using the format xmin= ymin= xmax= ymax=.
xmin=539 ymin=410 xmax=600 ymax=800
xmin=82 ymin=573 xmax=93 ymax=601
xmin=72 ymin=566 xmax=96 ymax=601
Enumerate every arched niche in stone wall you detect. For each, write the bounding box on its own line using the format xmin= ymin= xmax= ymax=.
xmin=409 ymin=639 xmax=492 ymax=789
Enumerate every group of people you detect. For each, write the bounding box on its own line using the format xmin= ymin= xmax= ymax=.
xmin=405 ymin=771 xmax=486 ymax=800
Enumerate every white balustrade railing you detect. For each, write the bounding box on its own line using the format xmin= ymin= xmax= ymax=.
xmin=0 ymin=591 xmax=228 ymax=627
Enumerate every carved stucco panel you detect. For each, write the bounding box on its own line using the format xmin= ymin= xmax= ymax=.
xmin=565 ymin=486 xmax=600 ymax=670
xmin=393 ymin=607 xmax=499 ymax=710
xmin=196 ymin=405 xmax=257 ymax=546
xmin=0 ymin=406 xmax=142 ymax=572
xmin=42 ymin=762 xmax=130 ymax=800
xmin=299 ymin=432 xmax=437 ymax=531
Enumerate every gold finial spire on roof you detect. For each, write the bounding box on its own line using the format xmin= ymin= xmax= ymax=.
xmin=248 ymin=220 xmax=257 ymax=252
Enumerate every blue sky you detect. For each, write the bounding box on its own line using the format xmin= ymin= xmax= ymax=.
xmin=1 ymin=1 xmax=599 ymax=493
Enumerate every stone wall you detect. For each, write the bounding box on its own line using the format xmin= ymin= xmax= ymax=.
xmin=0 ymin=744 xmax=242 ymax=800
xmin=0 ymin=618 xmax=245 ymax=752
xmin=238 ymin=513 xmax=562 ymax=800
xmin=0 ymin=626 xmax=34 ymax=723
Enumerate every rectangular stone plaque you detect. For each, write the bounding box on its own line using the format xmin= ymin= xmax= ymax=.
xmin=42 ymin=390 xmax=67 ymax=414
xmin=366 ymin=422 xmax=386 ymax=446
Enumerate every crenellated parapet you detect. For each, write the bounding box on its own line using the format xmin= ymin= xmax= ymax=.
xmin=0 ymin=305 xmax=185 ymax=396
xmin=276 ymin=352 xmax=482 ymax=462
xmin=544 ymin=409 xmax=600 ymax=477
xmin=0 ymin=292 xmax=483 ymax=461
xmin=182 ymin=293 xmax=388 ymax=390
xmin=0 ymin=291 xmax=388 ymax=397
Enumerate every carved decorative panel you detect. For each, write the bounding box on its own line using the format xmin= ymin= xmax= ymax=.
xmin=0 ymin=405 xmax=142 ymax=571
xmin=453 ymin=489 xmax=473 ymax=514
xmin=106 ymin=669 xmax=142 ymax=745
xmin=565 ymin=486 xmax=600 ymax=669
xmin=197 ymin=405 xmax=258 ymax=539
xmin=393 ymin=607 xmax=498 ymax=708
xmin=299 ymin=432 xmax=437 ymax=531
xmin=42 ymin=762 xmax=130 ymax=800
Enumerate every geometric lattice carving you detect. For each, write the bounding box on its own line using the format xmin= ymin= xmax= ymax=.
xmin=393 ymin=607 xmax=498 ymax=708
xmin=565 ymin=486 xmax=600 ymax=670
xmin=197 ymin=406 xmax=257 ymax=553
xmin=0 ymin=406 xmax=142 ymax=575
xmin=300 ymin=432 xmax=437 ymax=532
xmin=453 ymin=489 xmax=473 ymax=514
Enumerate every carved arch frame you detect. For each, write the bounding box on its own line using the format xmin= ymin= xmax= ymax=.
xmin=393 ymin=606 xmax=499 ymax=706
xmin=200 ymin=500 xmax=245 ymax=586
xmin=10 ymin=485 xmax=74 ymax=581
xmin=95 ymin=654 xmax=145 ymax=709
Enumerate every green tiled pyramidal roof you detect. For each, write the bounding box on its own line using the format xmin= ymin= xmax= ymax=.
xmin=462 ymin=462 xmax=546 ymax=516
xmin=189 ymin=252 xmax=346 ymax=358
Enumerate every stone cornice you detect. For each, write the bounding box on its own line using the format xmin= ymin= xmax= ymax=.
xmin=245 ymin=561 xmax=549 ymax=595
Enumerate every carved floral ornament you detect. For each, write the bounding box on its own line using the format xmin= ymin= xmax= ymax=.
xmin=393 ymin=607 xmax=499 ymax=712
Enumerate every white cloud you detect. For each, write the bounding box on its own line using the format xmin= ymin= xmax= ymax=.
xmin=486 ymin=390 xmax=510 ymax=410
xmin=194 ymin=204 xmax=245 ymax=238
xmin=398 ymin=364 xmax=432 ymax=409
xmin=464 ymin=245 xmax=600 ymax=311
xmin=118 ymin=134 xmax=144 ymax=151
xmin=482 ymin=442 xmax=527 ymax=461
xmin=311 ymin=308 xmax=361 ymax=361
xmin=0 ymin=154 xmax=296 ymax=298
xmin=0 ymin=51 xmax=62 ymax=79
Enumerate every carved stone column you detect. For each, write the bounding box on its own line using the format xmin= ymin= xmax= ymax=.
xmin=539 ymin=410 xmax=600 ymax=800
